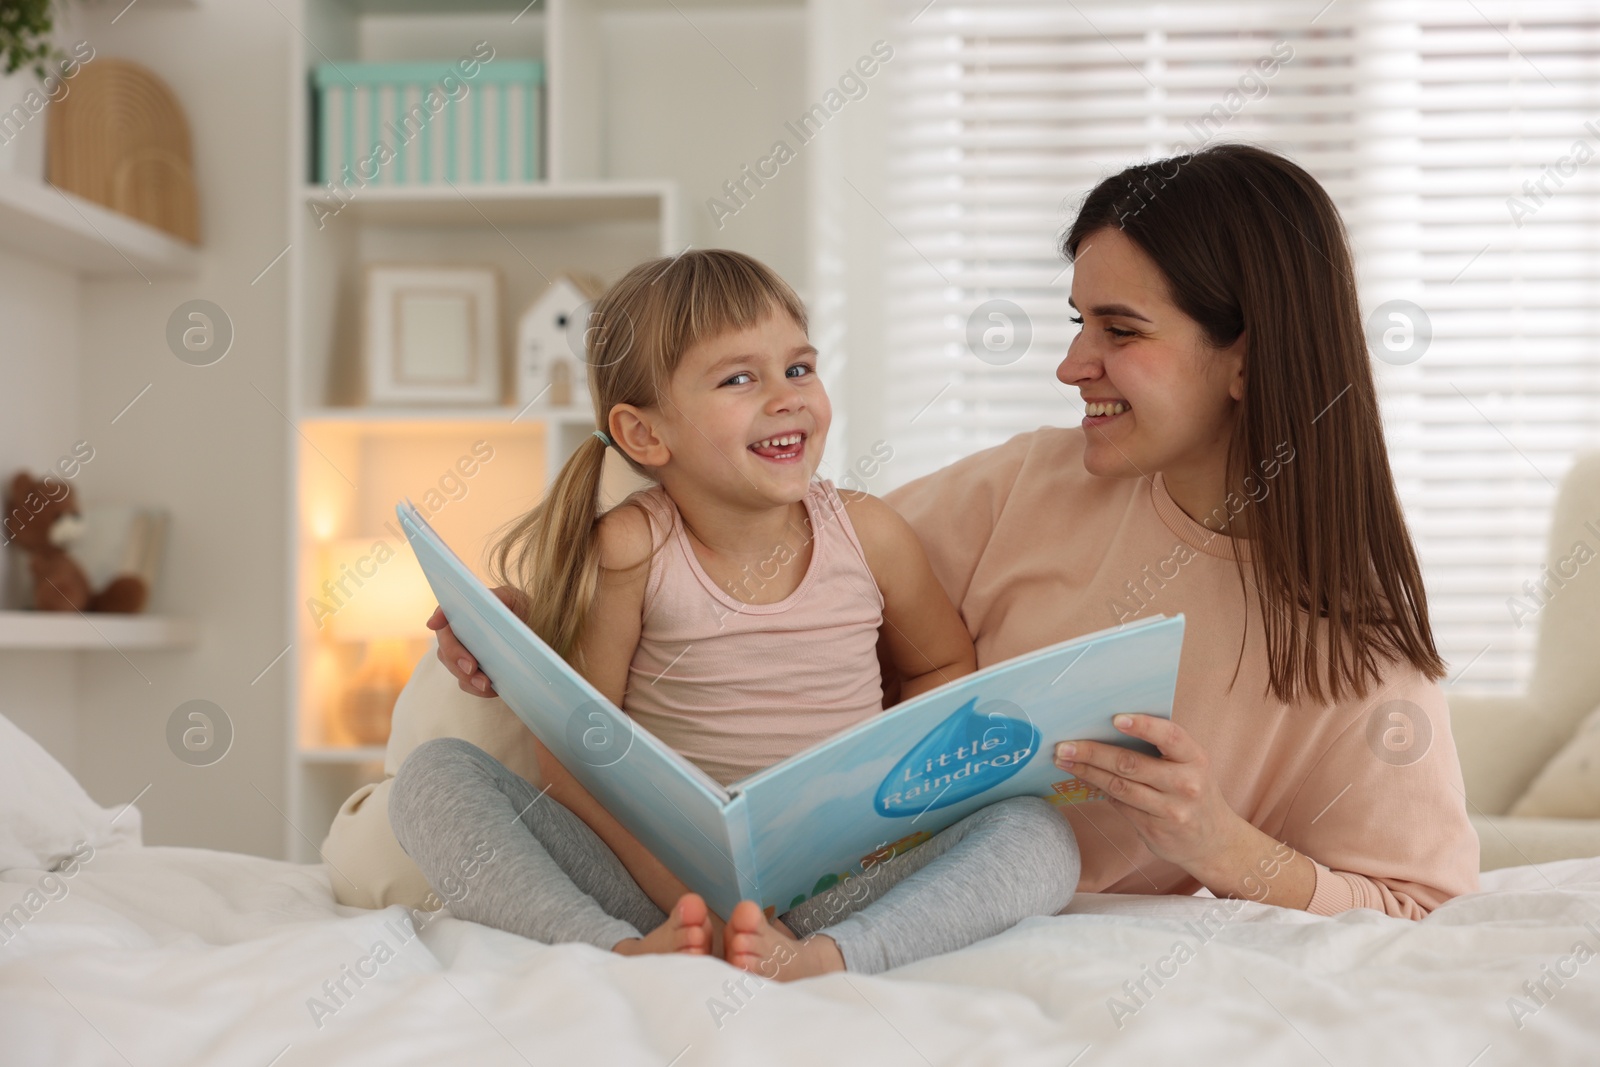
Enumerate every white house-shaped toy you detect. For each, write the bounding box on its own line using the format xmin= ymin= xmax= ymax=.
xmin=516 ymin=273 xmax=608 ymax=411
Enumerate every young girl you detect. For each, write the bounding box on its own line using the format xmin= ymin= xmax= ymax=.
xmin=388 ymin=249 xmax=1081 ymax=979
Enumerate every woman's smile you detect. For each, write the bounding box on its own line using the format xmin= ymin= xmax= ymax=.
xmin=1081 ymin=398 xmax=1131 ymax=428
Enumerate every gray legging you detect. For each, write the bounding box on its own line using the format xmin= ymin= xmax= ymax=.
xmin=388 ymin=737 xmax=1081 ymax=975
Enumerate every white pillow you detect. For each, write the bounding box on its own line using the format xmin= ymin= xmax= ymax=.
xmin=1509 ymin=702 xmax=1600 ymax=819
xmin=0 ymin=711 xmax=142 ymax=872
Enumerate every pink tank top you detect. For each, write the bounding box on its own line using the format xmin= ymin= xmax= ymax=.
xmin=622 ymin=479 xmax=885 ymax=786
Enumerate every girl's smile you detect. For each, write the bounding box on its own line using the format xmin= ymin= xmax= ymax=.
xmin=748 ymin=430 xmax=808 ymax=463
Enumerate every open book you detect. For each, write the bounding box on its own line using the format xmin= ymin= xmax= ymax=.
xmin=398 ymin=498 xmax=1185 ymax=918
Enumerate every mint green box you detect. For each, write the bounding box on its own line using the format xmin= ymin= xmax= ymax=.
xmin=314 ymin=60 xmax=543 ymax=186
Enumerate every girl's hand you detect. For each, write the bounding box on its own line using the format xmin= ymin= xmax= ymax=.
xmin=427 ymin=585 xmax=527 ymax=697
xmin=1054 ymin=713 xmax=1243 ymax=872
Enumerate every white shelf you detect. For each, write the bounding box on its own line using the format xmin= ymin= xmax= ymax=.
xmin=337 ymin=0 xmax=538 ymax=11
xmin=301 ymin=180 xmax=673 ymax=228
xmin=0 ymin=172 xmax=200 ymax=279
xmin=0 ymin=611 xmax=198 ymax=651
xmin=301 ymin=746 xmax=387 ymax=764
xmin=300 ymin=405 xmax=594 ymax=424
xmin=335 ymin=0 xmax=789 ymax=11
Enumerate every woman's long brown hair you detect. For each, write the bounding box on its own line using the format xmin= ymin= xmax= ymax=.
xmin=1064 ymin=143 xmax=1445 ymax=705
xmin=489 ymin=249 xmax=807 ymax=667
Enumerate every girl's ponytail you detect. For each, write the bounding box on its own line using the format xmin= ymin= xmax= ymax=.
xmin=489 ymin=433 xmax=610 ymax=665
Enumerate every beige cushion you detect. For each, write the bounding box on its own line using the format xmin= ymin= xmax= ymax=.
xmin=1474 ymin=812 xmax=1600 ymax=870
xmin=1509 ymin=702 xmax=1600 ymax=819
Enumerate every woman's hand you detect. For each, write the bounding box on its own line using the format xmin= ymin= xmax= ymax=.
xmin=1054 ymin=713 xmax=1244 ymax=873
xmin=427 ymin=585 xmax=527 ymax=697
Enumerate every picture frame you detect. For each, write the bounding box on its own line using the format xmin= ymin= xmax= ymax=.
xmin=363 ymin=264 xmax=502 ymax=406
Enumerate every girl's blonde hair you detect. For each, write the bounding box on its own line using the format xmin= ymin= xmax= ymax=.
xmin=489 ymin=249 xmax=807 ymax=665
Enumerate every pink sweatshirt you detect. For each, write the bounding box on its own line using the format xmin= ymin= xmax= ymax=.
xmin=885 ymin=427 xmax=1480 ymax=918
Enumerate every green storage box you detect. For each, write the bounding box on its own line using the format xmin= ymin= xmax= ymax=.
xmin=314 ymin=60 xmax=543 ymax=186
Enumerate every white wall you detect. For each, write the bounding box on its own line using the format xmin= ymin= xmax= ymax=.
xmin=604 ymin=9 xmax=809 ymax=288
xmin=76 ymin=0 xmax=291 ymax=857
xmin=808 ymin=0 xmax=894 ymax=487
xmin=0 ymin=0 xmax=293 ymax=858
xmin=0 ymin=248 xmax=84 ymax=768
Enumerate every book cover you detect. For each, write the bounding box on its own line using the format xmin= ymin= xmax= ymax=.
xmin=397 ymin=498 xmax=1185 ymax=917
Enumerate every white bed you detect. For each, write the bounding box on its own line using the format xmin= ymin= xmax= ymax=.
xmin=3 ymin=840 xmax=1599 ymax=1067
xmin=4 ymin=708 xmax=1598 ymax=1066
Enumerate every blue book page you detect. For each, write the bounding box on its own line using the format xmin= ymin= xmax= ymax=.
xmin=395 ymin=501 xmax=751 ymax=914
xmin=734 ymin=615 xmax=1185 ymax=914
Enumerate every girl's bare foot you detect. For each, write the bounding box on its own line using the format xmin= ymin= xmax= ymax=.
xmin=613 ymin=893 xmax=713 ymax=957
xmin=724 ymin=900 xmax=845 ymax=981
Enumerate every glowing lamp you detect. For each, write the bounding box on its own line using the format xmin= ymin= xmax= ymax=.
xmin=318 ymin=538 xmax=436 ymax=746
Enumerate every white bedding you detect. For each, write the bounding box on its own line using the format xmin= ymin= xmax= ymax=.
xmin=2 ymin=846 xmax=1598 ymax=1066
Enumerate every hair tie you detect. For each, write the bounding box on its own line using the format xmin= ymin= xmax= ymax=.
xmin=592 ymin=429 xmax=614 ymax=449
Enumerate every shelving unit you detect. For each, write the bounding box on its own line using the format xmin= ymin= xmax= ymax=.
xmin=0 ymin=170 xmax=200 ymax=279
xmin=0 ymin=168 xmax=197 ymax=647
xmin=281 ymin=0 xmax=687 ymax=859
xmin=302 ymin=404 xmax=596 ymax=424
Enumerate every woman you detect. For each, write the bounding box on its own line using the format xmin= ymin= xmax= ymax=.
xmin=327 ymin=143 xmax=1476 ymax=924
xmin=873 ymin=143 xmax=1477 ymax=917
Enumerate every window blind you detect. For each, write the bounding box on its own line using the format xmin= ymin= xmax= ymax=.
xmin=878 ymin=0 xmax=1600 ymax=690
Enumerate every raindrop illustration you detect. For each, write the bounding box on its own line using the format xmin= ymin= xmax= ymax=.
xmin=875 ymin=698 xmax=1040 ymax=817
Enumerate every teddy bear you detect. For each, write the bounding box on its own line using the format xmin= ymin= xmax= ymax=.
xmin=4 ymin=471 xmax=147 ymax=613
